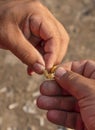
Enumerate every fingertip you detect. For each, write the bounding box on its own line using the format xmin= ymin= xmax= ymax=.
xmin=47 ymin=110 xmax=57 ymax=123
xmin=27 ymin=63 xmax=45 ymax=75
xmin=37 ymin=95 xmax=50 ymax=110
xmin=47 ymin=111 xmax=50 ymax=120
xmin=40 ymin=81 xmax=48 ymax=95
xmin=40 ymin=80 xmax=62 ymax=96
xmin=47 ymin=111 xmax=52 ymax=121
xmin=32 ymin=63 xmax=45 ymax=74
xmin=55 ymin=67 xmax=67 ymax=78
xmin=36 ymin=95 xmax=42 ymax=108
xmin=45 ymin=62 xmax=54 ymax=72
xmin=44 ymin=53 xmax=56 ymax=71
xmin=27 ymin=66 xmax=35 ymax=76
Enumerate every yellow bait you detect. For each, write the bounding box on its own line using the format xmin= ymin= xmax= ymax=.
xmin=51 ymin=66 xmax=57 ymax=73
xmin=44 ymin=66 xmax=57 ymax=80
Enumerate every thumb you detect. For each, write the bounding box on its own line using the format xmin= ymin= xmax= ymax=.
xmin=6 ymin=24 xmax=45 ymax=74
xmin=55 ymin=67 xmax=92 ymax=100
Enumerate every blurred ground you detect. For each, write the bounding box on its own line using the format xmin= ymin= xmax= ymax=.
xmin=0 ymin=0 xmax=95 ymax=130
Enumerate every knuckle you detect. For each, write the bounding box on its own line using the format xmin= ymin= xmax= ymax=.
xmin=27 ymin=0 xmax=44 ymax=11
xmin=64 ymin=71 xmax=80 ymax=83
xmin=30 ymin=14 xmax=43 ymax=34
xmin=30 ymin=14 xmax=42 ymax=24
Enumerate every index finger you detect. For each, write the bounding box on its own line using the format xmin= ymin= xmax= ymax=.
xmin=29 ymin=14 xmax=61 ymax=70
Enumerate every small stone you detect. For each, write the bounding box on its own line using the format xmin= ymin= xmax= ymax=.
xmin=7 ymin=127 xmax=12 ymax=130
xmin=32 ymin=91 xmax=40 ymax=97
xmin=22 ymin=101 xmax=36 ymax=114
xmin=36 ymin=116 xmax=44 ymax=127
xmin=0 ymin=87 xmax=7 ymax=94
xmin=7 ymin=127 xmax=18 ymax=130
xmin=8 ymin=103 xmax=19 ymax=110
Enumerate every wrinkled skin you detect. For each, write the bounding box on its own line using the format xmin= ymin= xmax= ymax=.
xmin=0 ymin=0 xmax=69 ymax=74
xmin=37 ymin=60 xmax=95 ymax=130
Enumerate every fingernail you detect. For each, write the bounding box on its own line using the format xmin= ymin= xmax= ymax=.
xmin=28 ymin=71 xmax=35 ymax=76
xmin=27 ymin=68 xmax=35 ymax=76
xmin=55 ymin=67 xmax=66 ymax=78
xmin=42 ymin=81 xmax=49 ymax=87
xmin=33 ymin=63 xmax=45 ymax=74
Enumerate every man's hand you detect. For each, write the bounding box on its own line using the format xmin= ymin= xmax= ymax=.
xmin=0 ymin=0 xmax=69 ymax=74
xmin=37 ymin=60 xmax=95 ymax=130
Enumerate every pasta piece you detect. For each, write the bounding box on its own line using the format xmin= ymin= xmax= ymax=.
xmin=44 ymin=66 xmax=57 ymax=80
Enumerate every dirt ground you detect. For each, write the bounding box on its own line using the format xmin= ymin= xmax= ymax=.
xmin=0 ymin=0 xmax=95 ymax=130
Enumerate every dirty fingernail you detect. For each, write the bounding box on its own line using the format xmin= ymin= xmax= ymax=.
xmin=33 ymin=63 xmax=45 ymax=74
xmin=55 ymin=67 xmax=66 ymax=78
xmin=27 ymin=67 xmax=35 ymax=76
